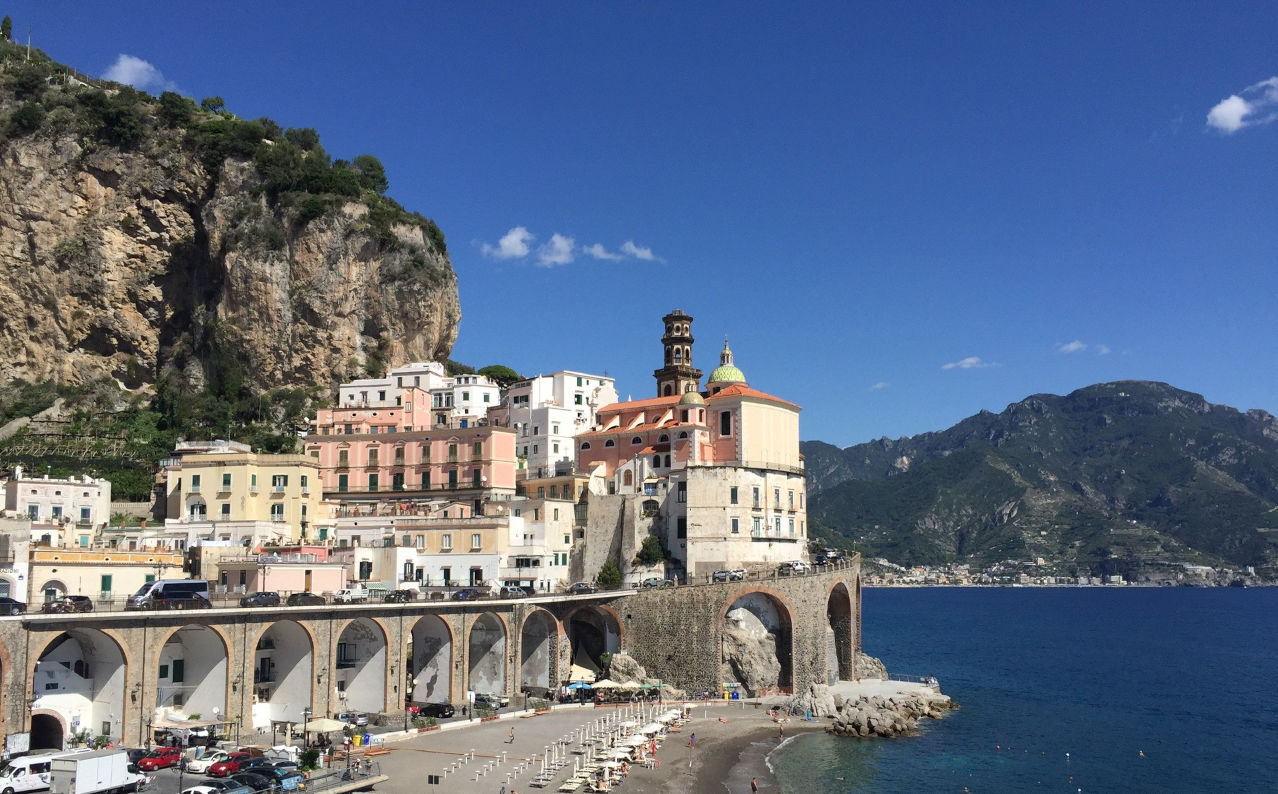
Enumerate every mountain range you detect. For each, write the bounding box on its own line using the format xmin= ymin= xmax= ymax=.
xmin=802 ymin=381 xmax=1278 ymax=576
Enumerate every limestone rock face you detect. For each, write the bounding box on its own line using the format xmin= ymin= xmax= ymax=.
xmin=0 ymin=124 xmax=459 ymax=392
xmin=608 ymin=652 xmax=646 ymax=683
xmin=719 ymin=607 xmax=782 ymax=695
xmin=855 ymin=653 xmax=888 ymax=680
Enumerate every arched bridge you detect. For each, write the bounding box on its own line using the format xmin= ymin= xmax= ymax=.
xmin=0 ymin=560 xmax=859 ymax=749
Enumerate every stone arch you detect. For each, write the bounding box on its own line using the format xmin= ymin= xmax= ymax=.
xmin=333 ymin=616 xmax=388 ymax=715
xmin=717 ymin=586 xmax=797 ymax=695
xmin=563 ymin=604 xmax=623 ymax=672
xmin=31 ymin=628 xmax=129 ymax=745
xmin=468 ymin=612 xmax=508 ymax=697
xmin=408 ymin=614 xmax=454 ymax=705
xmin=250 ymin=620 xmax=315 ymax=730
xmin=153 ymin=624 xmax=231 ymax=719
xmin=826 ymin=581 xmax=854 ymax=683
xmin=519 ymin=609 xmax=559 ymax=694
xmin=30 ymin=710 xmax=67 ymax=750
xmin=35 ymin=579 xmax=68 ymax=601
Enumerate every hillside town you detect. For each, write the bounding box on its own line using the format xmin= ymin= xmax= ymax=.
xmin=0 ymin=310 xmax=813 ymax=608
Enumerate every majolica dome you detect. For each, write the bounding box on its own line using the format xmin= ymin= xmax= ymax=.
xmin=707 ymin=338 xmax=746 ymax=385
xmin=678 ymin=391 xmax=706 ymax=406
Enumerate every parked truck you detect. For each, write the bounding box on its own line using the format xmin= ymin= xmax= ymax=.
xmin=49 ymin=750 xmax=148 ymax=794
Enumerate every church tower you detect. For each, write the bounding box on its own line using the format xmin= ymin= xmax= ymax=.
xmin=653 ymin=309 xmax=702 ymax=397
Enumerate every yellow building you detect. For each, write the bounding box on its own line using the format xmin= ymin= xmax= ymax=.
xmin=161 ymin=441 xmax=325 ymax=543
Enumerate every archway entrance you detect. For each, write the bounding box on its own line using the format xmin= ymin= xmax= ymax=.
xmin=519 ymin=611 xmax=558 ymax=694
xmin=827 ymin=582 xmax=854 ymax=683
xmin=565 ymin=606 xmax=620 ymax=672
xmin=335 ymin=618 xmax=387 ymax=715
xmin=721 ymin=591 xmax=794 ymax=695
xmin=30 ymin=712 xmax=66 ymax=750
xmin=158 ymin=627 xmax=228 ymax=718
xmin=467 ymin=613 xmax=506 ymax=696
xmin=33 ymin=629 xmax=126 ymax=745
xmin=252 ymin=621 xmax=313 ymax=730
xmin=409 ymin=615 xmax=452 ymax=705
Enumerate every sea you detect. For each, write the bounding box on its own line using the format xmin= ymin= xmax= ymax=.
xmin=767 ymin=586 xmax=1278 ymax=793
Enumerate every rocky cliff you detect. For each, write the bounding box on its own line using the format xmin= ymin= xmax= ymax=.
xmin=0 ymin=46 xmax=459 ymax=395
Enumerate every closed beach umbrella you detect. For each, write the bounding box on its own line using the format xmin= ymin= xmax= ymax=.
xmin=593 ymin=679 xmax=621 ymax=689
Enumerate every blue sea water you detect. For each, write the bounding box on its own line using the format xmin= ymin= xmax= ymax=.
xmin=768 ymin=587 xmax=1278 ymax=793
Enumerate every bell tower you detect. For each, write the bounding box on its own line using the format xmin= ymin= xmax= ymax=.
xmin=653 ymin=309 xmax=702 ymax=397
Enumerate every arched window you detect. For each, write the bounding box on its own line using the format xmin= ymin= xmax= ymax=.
xmin=678 ymin=431 xmax=689 ymax=439
xmin=658 ymin=434 xmax=669 ymax=443
xmin=580 ymin=442 xmax=591 ymax=450
xmin=632 ymin=436 xmax=643 ymax=445
xmin=623 ymin=471 xmax=633 ymax=486
xmin=652 ymin=455 xmax=661 ymax=468
xmin=664 ymin=455 xmax=671 ymax=467
xmin=605 ymin=440 xmax=615 ymax=447
xmin=663 ymin=385 xmax=672 ymax=396
xmin=681 ymin=410 xmax=689 ymax=422
xmin=674 ymin=349 xmax=682 ymax=363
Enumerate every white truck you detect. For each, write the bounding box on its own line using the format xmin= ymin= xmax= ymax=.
xmin=332 ymin=585 xmax=369 ymax=603
xmin=49 ymin=750 xmax=148 ymax=794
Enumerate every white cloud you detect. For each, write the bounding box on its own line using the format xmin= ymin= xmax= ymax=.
xmin=942 ymin=356 xmax=996 ymax=370
xmin=869 ymin=381 xmax=889 ymax=391
xmin=481 ymin=226 xmax=534 ymax=260
xmin=584 ymin=243 xmax=623 ymax=261
xmin=620 ymin=240 xmax=661 ymax=261
xmin=103 ymin=54 xmax=180 ymax=94
xmin=1096 ymin=344 xmax=1112 ymax=356
xmin=537 ymin=233 xmax=576 ymax=266
xmin=1207 ymin=77 xmax=1278 ymax=134
xmin=1056 ymin=340 xmax=1087 ymax=354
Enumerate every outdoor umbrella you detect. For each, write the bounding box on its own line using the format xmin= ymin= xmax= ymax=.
xmin=567 ymin=681 xmax=592 ymax=690
xmin=593 ymin=679 xmax=621 ymax=689
xmin=568 ymin=664 xmax=597 ymax=683
xmin=620 ymin=680 xmax=642 ymax=690
xmin=303 ymin=717 xmax=348 ymax=732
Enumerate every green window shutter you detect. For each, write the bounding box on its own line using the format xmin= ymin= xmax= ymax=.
xmin=172 ymin=659 xmax=185 ymax=683
xmin=100 ymin=574 xmax=112 ymax=592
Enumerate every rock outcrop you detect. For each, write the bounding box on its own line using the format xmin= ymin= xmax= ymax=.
xmin=0 ymin=70 xmax=459 ymax=394
xmin=719 ymin=607 xmax=782 ymax=694
xmin=855 ymin=653 xmax=888 ymax=680
xmin=788 ymin=681 xmax=956 ymax=739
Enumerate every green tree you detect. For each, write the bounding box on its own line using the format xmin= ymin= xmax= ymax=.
xmin=634 ymin=535 xmax=665 ymax=566
xmin=351 ymin=154 xmax=388 ymax=194
xmin=200 ymin=95 xmax=225 ymax=114
xmin=595 ymin=561 xmax=622 ymax=589
xmin=158 ymin=91 xmax=195 ymax=127
xmin=477 ymin=365 xmax=522 ymax=387
xmin=8 ymin=101 xmax=45 ymax=135
xmin=1 ymin=16 xmax=12 ymax=41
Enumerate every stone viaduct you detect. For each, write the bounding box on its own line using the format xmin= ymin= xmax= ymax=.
xmin=0 ymin=560 xmax=859 ymax=750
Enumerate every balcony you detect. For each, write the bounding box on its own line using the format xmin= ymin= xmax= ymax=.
xmin=272 ymin=486 xmax=286 ymax=494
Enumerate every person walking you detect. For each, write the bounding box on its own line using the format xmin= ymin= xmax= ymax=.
xmin=751 ymin=777 xmax=758 ymax=792
xmin=508 ymin=727 xmax=516 ymax=744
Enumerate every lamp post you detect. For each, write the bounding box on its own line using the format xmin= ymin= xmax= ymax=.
xmin=300 ymin=707 xmax=312 ymax=749
xmin=344 ymin=737 xmax=352 ymax=777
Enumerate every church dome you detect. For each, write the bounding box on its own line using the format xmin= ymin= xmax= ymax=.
xmin=678 ymin=391 xmax=706 ymax=406
xmin=707 ymin=338 xmax=747 ymax=385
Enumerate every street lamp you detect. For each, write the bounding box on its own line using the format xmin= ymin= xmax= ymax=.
xmin=300 ymin=707 xmax=312 ymax=748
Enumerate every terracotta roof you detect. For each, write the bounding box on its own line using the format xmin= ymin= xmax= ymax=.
xmin=596 ymin=394 xmax=682 ymax=413
xmin=706 ymin=384 xmax=801 ymax=410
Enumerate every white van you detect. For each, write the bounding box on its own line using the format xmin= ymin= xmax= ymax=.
xmin=124 ymin=579 xmax=211 ymax=611
xmin=0 ymin=749 xmax=92 ymax=794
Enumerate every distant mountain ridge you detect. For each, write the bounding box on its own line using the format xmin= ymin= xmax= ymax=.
xmin=803 ymin=381 xmax=1278 ymax=575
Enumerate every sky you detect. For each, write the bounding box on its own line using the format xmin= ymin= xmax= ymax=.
xmin=5 ymin=1 xmax=1277 ymax=447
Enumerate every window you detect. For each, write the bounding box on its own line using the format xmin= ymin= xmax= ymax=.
xmin=367 ymin=448 xmax=379 ymax=466
xmin=392 ymin=472 xmax=405 ymax=491
xmin=719 ymin=411 xmax=732 ymax=436
xmin=471 ymin=533 xmax=482 ymax=549
xmin=80 ymin=506 xmax=91 ymax=521
xmin=581 ymin=442 xmax=591 ymax=450
xmin=251 ymin=473 xmax=258 ymax=492
xmin=402 ymin=535 xmax=412 ymax=547
xmin=222 ymin=472 xmax=232 ymax=491
xmin=462 ymin=391 xmax=470 ymax=401
xmin=537 ymin=487 xmax=546 ymax=498
xmin=553 ymin=508 xmax=560 ymax=521
xmin=483 ymin=393 xmax=490 ymax=403
xmin=604 ymin=440 xmax=615 ymax=447
xmin=338 ymin=474 xmax=348 ymax=492
xmin=553 ymin=442 xmax=559 ymax=453
xmin=421 ymin=472 xmax=431 ymax=489
xmin=472 ymin=470 xmax=481 ymax=486
xmin=752 ymin=487 xmax=760 ymax=508
xmin=368 ymin=473 xmax=379 ymax=492
xmin=677 ymin=481 xmax=686 ymax=503
xmin=677 ymin=518 xmax=687 ymax=538
xmin=574 ymin=394 xmax=583 ymax=405
xmin=301 ymin=475 xmax=308 ymax=491
xmin=789 ymin=517 xmax=796 ymax=536
xmin=473 ymin=441 xmax=483 ymax=457
xmin=52 ymin=505 xmax=63 ymax=519
xmin=344 ymin=423 xmax=353 ymax=434
xmin=272 ymin=474 xmax=288 ymax=491
xmin=338 ymin=449 xmax=349 ymax=467
xmin=576 ymin=377 xmax=583 ymax=386
xmin=442 ymin=534 xmax=452 ymax=549
xmin=100 ymin=574 xmax=112 ymax=593
xmin=774 ymin=488 xmax=781 ymax=506
xmin=775 ymin=516 xmax=782 ymax=534
xmin=731 ymin=518 xmax=740 ymax=534
xmin=422 ymin=443 xmax=431 ymax=461
xmin=271 ymin=503 xmax=284 ymax=522
xmin=394 ymin=446 xmax=405 ymax=465
xmin=190 ymin=474 xmax=201 ymax=492
xmin=221 ymin=503 xmax=231 ymax=518
xmin=752 ymin=517 xmax=762 ymax=536
xmin=552 ymin=423 xmax=560 ymax=435
xmin=730 ymin=486 xmax=738 ymax=505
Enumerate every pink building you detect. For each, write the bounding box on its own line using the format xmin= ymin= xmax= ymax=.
xmin=306 ymin=390 xmax=518 ymax=516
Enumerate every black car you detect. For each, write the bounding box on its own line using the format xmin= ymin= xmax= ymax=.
xmin=384 ymin=590 xmax=417 ymax=603
xmin=0 ymin=597 xmax=27 ymax=615
xmin=418 ymin=702 xmax=455 ymax=718
xmin=240 ymin=591 xmax=281 ymax=608
xmin=285 ymin=592 xmax=325 ymax=606
xmin=566 ymin=582 xmax=598 ymax=595
xmin=229 ymin=771 xmax=277 ymax=793
xmin=450 ymin=588 xmax=483 ymax=601
xmin=152 ymin=592 xmax=212 ymax=610
xmin=41 ymin=594 xmax=94 ymax=613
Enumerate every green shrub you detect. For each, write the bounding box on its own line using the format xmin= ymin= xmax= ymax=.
xmin=8 ymin=100 xmax=45 ymax=135
xmin=596 ymin=561 xmax=622 ymax=589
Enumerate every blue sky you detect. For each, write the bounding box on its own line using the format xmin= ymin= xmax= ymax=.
xmin=7 ymin=2 xmax=1277 ymax=446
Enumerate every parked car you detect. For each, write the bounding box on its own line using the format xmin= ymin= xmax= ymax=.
xmin=41 ymin=594 xmax=94 ymax=613
xmin=237 ymin=758 xmax=281 ymax=774
xmin=335 ymin=711 xmax=368 ymax=727
xmin=789 ymin=560 xmax=812 ymax=573
xmin=417 ymin=702 xmax=455 ymax=718
xmin=0 ymin=596 xmax=27 ymax=615
xmin=712 ymin=569 xmax=746 ymax=582
xmin=137 ymin=746 xmax=182 ymax=771
xmin=183 ymin=784 xmax=253 ymax=794
xmin=498 ymin=585 xmax=526 ymax=599
xmin=263 ymin=767 xmax=304 ymax=791
xmin=209 ymin=752 xmax=260 ymax=777
xmin=126 ymin=579 xmax=211 ymax=610
xmin=239 ymin=592 xmax=281 ymax=608
xmin=332 ymin=587 xmax=369 ymax=603
xmin=566 ymin=582 xmax=598 ymax=595
xmin=184 ymin=750 xmax=232 ymax=774
xmin=285 ymin=592 xmax=325 ymax=606
xmin=228 ymin=771 xmax=277 ymax=793
xmin=472 ymin=693 xmax=508 ymax=710
xmin=450 ymin=588 xmax=483 ymax=601
xmin=640 ymin=577 xmax=674 ymax=588
xmin=383 ymin=589 xmax=417 ymax=603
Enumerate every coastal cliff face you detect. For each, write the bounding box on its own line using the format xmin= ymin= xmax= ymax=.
xmin=0 ymin=62 xmax=458 ymax=394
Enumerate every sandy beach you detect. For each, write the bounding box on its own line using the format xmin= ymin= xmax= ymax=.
xmin=357 ymin=680 xmax=937 ymax=794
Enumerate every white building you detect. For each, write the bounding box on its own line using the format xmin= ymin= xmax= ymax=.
xmin=494 ymin=371 xmax=617 ymax=479
xmin=336 ymin=362 xmax=500 ymax=430
xmin=3 ymin=466 xmax=112 ymax=533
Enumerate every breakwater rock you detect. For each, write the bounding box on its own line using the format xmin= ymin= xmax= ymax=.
xmin=789 ymin=682 xmax=956 ymax=739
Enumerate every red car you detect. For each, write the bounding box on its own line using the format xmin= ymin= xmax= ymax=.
xmin=209 ymin=752 xmax=257 ymax=777
xmin=137 ymin=746 xmax=182 ymax=770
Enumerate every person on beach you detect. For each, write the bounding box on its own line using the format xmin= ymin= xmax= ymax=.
xmin=778 ymin=724 xmax=784 ymax=739
xmin=689 ymin=732 xmax=696 ymax=747
xmin=508 ymin=727 xmax=516 ymax=743
xmin=751 ymin=778 xmax=758 ymax=792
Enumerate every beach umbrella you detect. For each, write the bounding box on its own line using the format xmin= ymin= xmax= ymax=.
xmin=641 ymin=723 xmax=661 ymax=734
xmin=620 ymin=720 xmax=638 ymax=728
xmin=624 ymin=735 xmax=646 ymax=746
xmin=568 ymin=681 xmax=592 ymax=690
xmin=621 ymin=680 xmax=642 ymax=690
xmin=593 ymin=679 xmax=621 ymax=689
xmin=568 ymin=664 xmax=596 ymax=682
